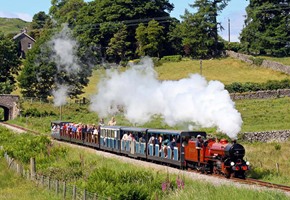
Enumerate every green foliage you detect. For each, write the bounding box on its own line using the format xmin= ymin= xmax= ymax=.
xmin=240 ymin=1 xmax=290 ymax=56
xmin=225 ymin=79 xmax=290 ymax=93
xmin=86 ymin=167 xmax=167 ymax=200
xmin=0 ymin=129 xmax=51 ymax=164
xmin=0 ymin=32 xmax=21 ymax=94
xmin=160 ymin=55 xmax=182 ymax=62
xmin=136 ymin=20 xmax=165 ymax=57
xmin=178 ymin=0 xmax=229 ymax=58
xmin=274 ymin=143 xmax=281 ymax=151
xmin=22 ymin=108 xmax=56 ymax=117
xmin=249 ymin=56 xmax=264 ymax=66
xmin=225 ymin=42 xmax=243 ymax=52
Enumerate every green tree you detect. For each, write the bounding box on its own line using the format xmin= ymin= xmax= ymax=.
xmin=106 ymin=24 xmax=131 ymax=64
xmin=0 ymin=32 xmax=21 ymax=94
xmin=240 ymin=0 xmax=290 ymax=56
xmin=29 ymin=11 xmax=50 ymax=40
xmin=135 ymin=20 xmax=164 ymax=57
xmin=74 ymin=0 xmax=173 ymax=61
xmin=178 ymin=0 xmax=229 ymax=58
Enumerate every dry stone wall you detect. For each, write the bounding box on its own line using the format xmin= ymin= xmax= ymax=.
xmin=230 ymin=89 xmax=290 ymax=100
xmin=226 ymin=50 xmax=290 ymax=75
xmin=241 ymin=130 xmax=290 ymax=143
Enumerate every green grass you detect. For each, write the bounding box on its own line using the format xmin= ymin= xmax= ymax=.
xmin=244 ymin=141 xmax=290 ymax=186
xmin=155 ymin=57 xmax=289 ymax=84
xmin=0 ymin=18 xmax=30 ymax=36
xmin=236 ymin=97 xmax=290 ymax=132
xmin=0 ymin=158 xmax=60 ymax=200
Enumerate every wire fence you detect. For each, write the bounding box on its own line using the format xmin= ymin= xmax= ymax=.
xmin=1 ymin=146 xmax=111 ymax=200
xmin=20 ymin=97 xmax=90 ymax=105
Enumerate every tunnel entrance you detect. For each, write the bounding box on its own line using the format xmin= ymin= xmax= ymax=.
xmin=0 ymin=106 xmax=9 ymax=121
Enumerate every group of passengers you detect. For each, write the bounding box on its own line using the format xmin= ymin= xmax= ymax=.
xmin=148 ymin=134 xmax=177 ymax=158
xmin=52 ymin=117 xmax=117 ymax=142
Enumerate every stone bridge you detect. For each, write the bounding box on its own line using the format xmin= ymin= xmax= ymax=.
xmin=0 ymin=95 xmax=20 ymax=121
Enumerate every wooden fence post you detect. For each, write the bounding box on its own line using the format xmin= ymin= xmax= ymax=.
xmin=30 ymin=158 xmax=36 ymax=180
xmin=276 ymin=163 xmax=280 ymax=174
xmin=26 ymin=170 xmax=30 ymax=180
xmin=48 ymin=177 xmax=51 ymax=190
xmin=83 ymin=189 xmax=87 ymax=200
xmin=55 ymin=180 xmax=59 ymax=194
xmin=41 ymin=175 xmax=44 ymax=185
xmin=72 ymin=185 xmax=76 ymax=200
xmin=63 ymin=181 xmax=66 ymax=199
xmin=93 ymin=193 xmax=98 ymax=200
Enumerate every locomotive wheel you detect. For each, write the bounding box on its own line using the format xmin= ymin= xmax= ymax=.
xmin=224 ymin=169 xmax=231 ymax=179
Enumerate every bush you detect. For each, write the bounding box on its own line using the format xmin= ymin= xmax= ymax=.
xmin=160 ymin=55 xmax=182 ymax=63
xmin=249 ymin=57 xmax=264 ymax=66
xmin=225 ymin=79 xmax=290 ymax=93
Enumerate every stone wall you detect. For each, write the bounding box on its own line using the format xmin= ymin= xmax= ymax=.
xmin=241 ymin=130 xmax=290 ymax=143
xmin=230 ymin=89 xmax=290 ymax=100
xmin=226 ymin=50 xmax=290 ymax=75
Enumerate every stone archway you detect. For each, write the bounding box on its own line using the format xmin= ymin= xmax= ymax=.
xmin=0 ymin=95 xmax=20 ymax=121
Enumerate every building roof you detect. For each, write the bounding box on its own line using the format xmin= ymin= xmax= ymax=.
xmin=13 ymin=31 xmax=35 ymax=42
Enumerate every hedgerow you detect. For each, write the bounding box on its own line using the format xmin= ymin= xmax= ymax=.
xmin=225 ymin=79 xmax=290 ymax=93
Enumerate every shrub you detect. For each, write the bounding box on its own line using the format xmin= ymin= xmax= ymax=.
xmin=225 ymin=79 xmax=290 ymax=93
xmin=274 ymin=143 xmax=281 ymax=151
xmin=160 ymin=55 xmax=182 ymax=63
xmin=249 ymin=57 xmax=264 ymax=66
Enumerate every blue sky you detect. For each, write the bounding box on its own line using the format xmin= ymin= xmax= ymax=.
xmin=0 ymin=0 xmax=248 ymax=42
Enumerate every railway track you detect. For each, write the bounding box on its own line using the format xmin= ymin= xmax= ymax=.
xmin=1 ymin=121 xmax=290 ymax=194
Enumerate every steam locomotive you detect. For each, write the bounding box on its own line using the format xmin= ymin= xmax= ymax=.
xmin=51 ymin=121 xmax=249 ymax=178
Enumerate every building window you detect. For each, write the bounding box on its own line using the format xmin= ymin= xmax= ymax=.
xmin=28 ymin=43 xmax=32 ymax=49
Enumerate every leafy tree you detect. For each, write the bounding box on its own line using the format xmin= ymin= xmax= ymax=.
xmin=29 ymin=11 xmax=51 ymax=40
xmin=240 ymin=0 xmax=290 ymax=56
xmin=178 ymin=0 xmax=229 ymax=58
xmin=74 ymin=0 xmax=173 ymax=61
xmin=135 ymin=20 xmax=165 ymax=57
xmin=106 ymin=24 xmax=131 ymax=64
xmin=0 ymin=32 xmax=21 ymax=94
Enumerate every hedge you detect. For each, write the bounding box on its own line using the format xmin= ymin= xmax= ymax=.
xmin=225 ymin=79 xmax=290 ymax=93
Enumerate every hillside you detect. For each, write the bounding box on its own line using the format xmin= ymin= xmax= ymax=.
xmin=0 ymin=17 xmax=30 ymax=35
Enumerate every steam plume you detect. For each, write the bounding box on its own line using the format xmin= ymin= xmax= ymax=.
xmin=90 ymin=57 xmax=243 ymax=138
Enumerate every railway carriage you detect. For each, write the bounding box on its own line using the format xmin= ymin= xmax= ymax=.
xmin=99 ymin=126 xmax=122 ymax=153
xmin=147 ymin=129 xmax=207 ymax=168
xmin=120 ymin=127 xmax=148 ymax=158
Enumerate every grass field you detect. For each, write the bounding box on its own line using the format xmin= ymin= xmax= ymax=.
xmin=244 ymin=141 xmax=290 ymax=186
xmin=0 ymin=158 xmax=60 ymax=200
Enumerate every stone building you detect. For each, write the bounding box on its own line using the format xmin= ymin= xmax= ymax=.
xmin=13 ymin=29 xmax=35 ymax=58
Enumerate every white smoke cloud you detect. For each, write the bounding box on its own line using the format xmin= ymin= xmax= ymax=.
xmin=49 ymin=24 xmax=80 ymax=73
xmin=90 ymin=57 xmax=243 ymax=138
xmin=52 ymin=85 xmax=69 ymax=107
xmin=48 ymin=24 xmax=81 ymax=106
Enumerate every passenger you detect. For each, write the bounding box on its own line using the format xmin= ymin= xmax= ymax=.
xmin=108 ymin=117 xmax=116 ymax=126
xmin=99 ymin=118 xmax=105 ymax=127
xmin=196 ymin=135 xmax=204 ymax=148
xmin=170 ymin=137 xmax=176 ymax=150
xmin=128 ymin=133 xmax=135 ymax=141
xmin=158 ymin=135 xmax=163 ymax=149
xmin=148 ymin=135 xmax=155 ymax=145
xmin=139 ymin=135 xmax=146 ymax=143
xmin=122 ymin=132 xmax=128 ymax=140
